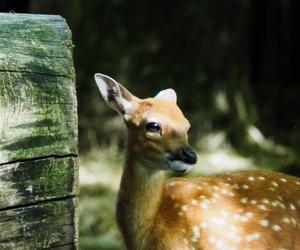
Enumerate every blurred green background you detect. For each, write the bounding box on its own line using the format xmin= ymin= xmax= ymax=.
xmin=1 ymin=0 xmax=300 ymax=249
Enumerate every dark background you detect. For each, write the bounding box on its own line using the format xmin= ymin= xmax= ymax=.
xmin=1 ymin=1 xmax=300 ymax=248
xmin=1 ymin=0 xmax=299 ymax=170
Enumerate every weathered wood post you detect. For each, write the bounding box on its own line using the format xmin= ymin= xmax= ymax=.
xmin=0 ymin=13 xmax=78 ymax=249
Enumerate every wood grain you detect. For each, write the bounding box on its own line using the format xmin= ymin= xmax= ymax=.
xmin=0 ymin=72 xmax=77 ymax=164
xmin=0 ymin=13 xmax=78 ymax=249
xmin=0 ymin=197 xmax=78 ymax=249
xmin=0 ymin=157 xmax=78 ymax=209
xmin=0 ymin=13 xmax=73 ymax=76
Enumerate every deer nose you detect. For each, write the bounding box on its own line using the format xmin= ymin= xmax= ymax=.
xmin=178 ymin=146 xmax=197 ymax=164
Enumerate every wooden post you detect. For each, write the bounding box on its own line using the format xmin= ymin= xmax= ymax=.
xmin=0 ymin=13 xmax=78 ymax=249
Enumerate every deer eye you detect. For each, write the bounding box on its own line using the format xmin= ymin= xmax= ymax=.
xmin=146 ymin=122 xmax=161 ymax=133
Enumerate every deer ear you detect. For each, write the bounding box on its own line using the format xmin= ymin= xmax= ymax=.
xmin=154 ymin=88 xmax=177 ymax=103
xmin=94 ymin=73 xmax=136 ymax=116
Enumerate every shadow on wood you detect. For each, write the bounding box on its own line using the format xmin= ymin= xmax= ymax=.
xmin=0 ymin=13 xmax=78 ymax=249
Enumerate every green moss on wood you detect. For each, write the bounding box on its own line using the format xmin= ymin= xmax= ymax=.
xmin=0 ymin=73 xmax=77 ymax=163
xmin=0 ymin=13 xmax=72 ymax=43
xmin=0 ymin=101 xmax=77 ymax=163
xmin=0 ymin=13 xmax=78 ymax=249
xmin=0 ymin=13 xmax=73 ymax=77
xmin=0 ymin=157 xmax=78 ymax=208
xmin=0 ymin=198 xmax=77 ymax=249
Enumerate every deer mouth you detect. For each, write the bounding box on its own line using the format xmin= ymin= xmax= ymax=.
xmin=164 ymin=146 xmax=197 ymax=173
xmin=165 ymin=157 xmax=194 ymax=173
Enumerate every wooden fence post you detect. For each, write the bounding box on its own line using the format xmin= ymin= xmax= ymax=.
xmin=0 ymin=13 xmax=78 ymax=249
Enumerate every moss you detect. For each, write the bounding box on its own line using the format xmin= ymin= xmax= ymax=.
xmin=0 ymin=198 xmax=77 ymax=249
xmin=0 ymin=13 xmax=78 ymax=249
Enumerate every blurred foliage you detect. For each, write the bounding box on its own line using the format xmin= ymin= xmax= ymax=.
xmin=64 ymin=0 xmax=252 ymax=150
xmin=30 ymin=0 xmax=300 ymax=167
xmin=79 ymin=184 xmax=122 ymax=250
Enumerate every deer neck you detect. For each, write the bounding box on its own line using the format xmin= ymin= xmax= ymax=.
xmin=116 ymin=143 xmax=166 ymax=249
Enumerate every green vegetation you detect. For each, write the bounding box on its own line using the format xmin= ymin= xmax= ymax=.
xmin=79 ymin=148 xmax=123 ymax=250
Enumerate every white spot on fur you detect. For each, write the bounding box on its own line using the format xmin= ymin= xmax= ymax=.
xmin=212 ymin=193 xmax=220 ymax=198
xmin=240 ymin=197 xmax=248 ymax=204
xmin=258 ymin=176 xmax=266 ymax=181
xmin=191 ymin=199 xmax=197 ymax=205
xmin=262 ymin=198 xmax=270 ymax=204
xmin=221 ymin=210 xmax=229 ymax=217
xmin=212 ymin=217 xmax=226 ymax=225
xmin=277 ymin=196 xmax=283 ymax=201
xmin=239 ymin=212 xmax=252 ymax=222
xmin=258 ymin=204 xmax=268 ymax=210
xmin=245 ymin=232 xmax=260 ymax=241
xmin=245 ymin=212 xmax=253 ymax=218
xmin=272 ymin=225 xmax=281 ymax=231
xmin=248 ymin=176 xmax=255 ymax=181
xmin=200 ymin=222 xmax=207 ymax=228
xmin=221 ymin=189 xmax=229 ymax=195
xmin=242 ymin=184 xmax=249 ymax=189
xmin=192 ymin=226 xmax=200 ymax=238
xmin=259 ymin=219 xmax=269 ymax=227
xmin=291 ymin=218 xmax=297 ymax=225
xmin=280 ymin=178 xmax=287 ymax=183
xmin=181 ymin=205 xmax=188 ymax=212
xmin=240 ymin=215 xmax=249 ymax=222
xmin=280 ymin=203 xmax=286 ymax=209
xmin=289 ymin=203 xmax=296 ymax=210
xmin=200 ymin=202 xmax=208 ymax=209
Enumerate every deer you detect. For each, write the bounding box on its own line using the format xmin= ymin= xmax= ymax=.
xmin=94 ymin=73 xmax=300 ymax=250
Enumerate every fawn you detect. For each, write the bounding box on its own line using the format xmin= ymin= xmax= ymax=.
xmin=94 ymin=73 xmax=300 ymax=250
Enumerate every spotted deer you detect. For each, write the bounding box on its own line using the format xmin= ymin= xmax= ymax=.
xmin=94 ymin=73 xmax=300 ymax=250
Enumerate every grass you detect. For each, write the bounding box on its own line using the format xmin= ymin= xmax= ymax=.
xmin=79 ymin=184 xmax=123 ymax=250
xmin=79 ymin=146 xmax=124 ymax=250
